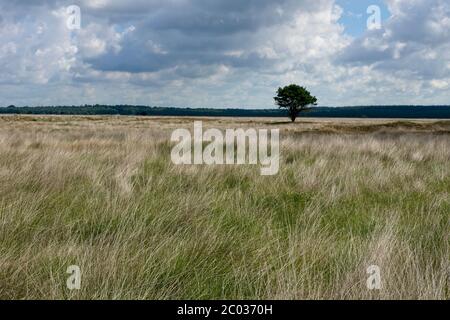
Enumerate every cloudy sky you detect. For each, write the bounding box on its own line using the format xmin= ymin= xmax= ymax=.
xmin=0 ymin=0 xmax=449 ymax=108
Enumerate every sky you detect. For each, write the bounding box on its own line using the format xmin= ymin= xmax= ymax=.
xmin=0 ymin=0 xmax=449 ymax=108
xmin=336 ymin=0 xmax=389 ymax=36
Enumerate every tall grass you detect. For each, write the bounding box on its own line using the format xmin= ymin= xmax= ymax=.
xmin=0 ymin=115 xmax=448 ymax=299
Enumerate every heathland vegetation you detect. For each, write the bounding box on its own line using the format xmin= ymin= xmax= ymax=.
xmin=0 ymin=115 xmax=448 ymax=299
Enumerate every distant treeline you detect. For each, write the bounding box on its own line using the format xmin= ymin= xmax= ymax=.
xmin=1 ymin=105 xmax=450 ymax=119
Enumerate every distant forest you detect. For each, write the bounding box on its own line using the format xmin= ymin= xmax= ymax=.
xmin=1 ymin=105 xmax=450 ymax=119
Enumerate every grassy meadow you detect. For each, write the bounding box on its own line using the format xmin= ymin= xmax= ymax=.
xmin=0 ymin=115 xmax=448 ymax=299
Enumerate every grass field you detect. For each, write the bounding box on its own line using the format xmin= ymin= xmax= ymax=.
xmin=0 ymin=115 xmax=448 ymax=299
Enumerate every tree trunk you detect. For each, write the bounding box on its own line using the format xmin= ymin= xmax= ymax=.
xmin=289 ymin=109 xmax=297 ymax=122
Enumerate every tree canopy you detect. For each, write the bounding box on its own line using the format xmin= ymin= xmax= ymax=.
xmin=274 ymin=84 xmax=317 ymax=122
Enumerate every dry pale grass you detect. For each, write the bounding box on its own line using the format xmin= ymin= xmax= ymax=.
xmin=0 ymin=115 xmax=448 ymax=300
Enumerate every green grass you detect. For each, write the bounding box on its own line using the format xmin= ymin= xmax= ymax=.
xmin=0 ymin=116 xmax=448 ymax=299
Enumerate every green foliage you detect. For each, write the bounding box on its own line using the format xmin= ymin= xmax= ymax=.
xmin=274 ymin=84 xmax=318 ymax=122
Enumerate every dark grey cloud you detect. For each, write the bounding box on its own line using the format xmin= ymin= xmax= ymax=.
xmin=83 ymin=0 xmax=320 ymax=74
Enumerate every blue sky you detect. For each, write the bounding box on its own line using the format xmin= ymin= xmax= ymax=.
xmin=0 ymin=0 xmax=449 ymax=108
xmin=336 ymin=0 xmax=390 ymax=36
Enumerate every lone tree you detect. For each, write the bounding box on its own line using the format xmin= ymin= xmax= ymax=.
xmin=274 ymin=84 xmax=317 ymax=122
